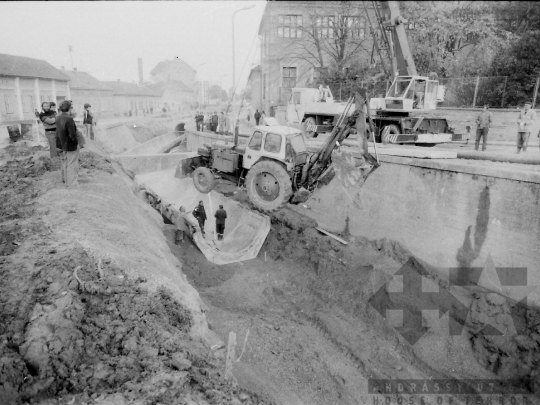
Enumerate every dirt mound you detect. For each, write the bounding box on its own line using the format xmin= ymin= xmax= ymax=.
xmin=0 ymin=144 xmax=270 ymax=405
xmin=79 ymin=151 xmax=114 ymax=174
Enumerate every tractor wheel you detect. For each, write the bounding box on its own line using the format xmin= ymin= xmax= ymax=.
xmin=382 ymin=124 xmax=400 ymax=144
xmin=193 ymin=167 xmax=215 ymax=194
xmin=303 ymin=117 xmax=318 ymax=138
xmin=245 ymin=160 xmax=292 ymax=212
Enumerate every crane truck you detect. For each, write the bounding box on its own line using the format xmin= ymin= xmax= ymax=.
xmin=285 ymin=1 xmax=462 ymax=146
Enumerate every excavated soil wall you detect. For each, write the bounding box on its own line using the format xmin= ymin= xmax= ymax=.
xmin=0 ymin=143 xmax=266 ymax=404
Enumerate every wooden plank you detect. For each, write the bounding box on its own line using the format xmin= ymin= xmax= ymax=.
xmin=224 ymin=331 xmax=237 ymax=380
xmin=315 ymin=227 xmax=349 ymax=245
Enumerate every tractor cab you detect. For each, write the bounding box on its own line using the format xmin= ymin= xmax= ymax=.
xmin=244 ymin=126 xmax=308 ymax=172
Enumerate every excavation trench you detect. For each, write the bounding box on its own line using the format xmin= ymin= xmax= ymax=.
xmin=144 ymin=175 xmax=539 ymax=404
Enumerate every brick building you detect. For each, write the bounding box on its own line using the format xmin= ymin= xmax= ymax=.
xmin=257 ymin=1 xmax=376 ymax=115
xmin=0 ymin=53 xmax=70 ymax=125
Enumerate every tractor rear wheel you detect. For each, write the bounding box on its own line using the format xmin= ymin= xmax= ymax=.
xmin=303 ymin=117 xmax=318 ymax=138
xmin=193 ymin=167 xmax=215 ymax=194
xmin=245 ymin=160 xmax=292 ymax=212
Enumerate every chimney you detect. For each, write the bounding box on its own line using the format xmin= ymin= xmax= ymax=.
xmin=138 ymin=58 xmax=143 ymax=85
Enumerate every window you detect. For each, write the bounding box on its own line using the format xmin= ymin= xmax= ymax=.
xmin=277 ymin=14 xmax=303 ymax=38
xmin=248 ymin=131 xmax=263 ymax=151
xmin=22 ymin=95 xmax=34 ymax=113
xmin=316 ymin=16 xmax=335 ymax=39
xmin=347 ymin=16 xmax=366 ymax=39
xmin=264 ymin=133 xmax=282 ymax=153
xmin=282 ymin=67 xmax=297 ymax=88
xmin=4 ymin=95 xmax=14 ymax=114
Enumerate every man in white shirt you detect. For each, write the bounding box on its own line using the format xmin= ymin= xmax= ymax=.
xmin=516 ymin=101 xmax=537 ymax=154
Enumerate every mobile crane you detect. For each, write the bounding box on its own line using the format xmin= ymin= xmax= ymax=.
xmin=285 ymin=1 xmax=460 ymax=145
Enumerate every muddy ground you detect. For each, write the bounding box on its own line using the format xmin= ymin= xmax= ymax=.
xmin=2 ymin=135 xmax=540 ymax=404
xmin=0 ymin=143 xmax=267 ymax=405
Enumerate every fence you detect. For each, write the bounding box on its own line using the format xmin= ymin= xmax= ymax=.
xmin=323 ymin=75 xmax=540 ymax=109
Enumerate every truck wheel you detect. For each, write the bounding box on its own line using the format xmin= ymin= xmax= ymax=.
xmin=303 ymin=117 xmax=318 ymax=138
xmin=382 ymin=124 xmax=400 ymax=144
xmin=193 ymin=167 xmax=215 ymax=194
xmin=245 ymin=160 xmax=292 ymax=212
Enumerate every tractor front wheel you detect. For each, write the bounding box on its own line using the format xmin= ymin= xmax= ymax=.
xmin=245 ymin=160 xmax=292 ymax=212
xmin=193 ymin=167 xmax=215 ymax=194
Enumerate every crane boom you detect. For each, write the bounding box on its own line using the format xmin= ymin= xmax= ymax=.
xmin=378 ymin=1 xmax=417 ymax=77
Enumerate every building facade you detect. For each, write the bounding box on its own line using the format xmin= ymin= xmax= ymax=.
xmin=0 ymin=53 xmax=70 ymax=125
xmin=150 ymin=57 xmax=196 ymax=91
xmin=248 ymin=65 xmax=262 ymax=111
xmin=61 ymin=68 xmax=114 ymax=118
xmin=103 ymin=81 xmax=162 ymax=116
xmin=258 ymin=1 xmax=376 ymax=114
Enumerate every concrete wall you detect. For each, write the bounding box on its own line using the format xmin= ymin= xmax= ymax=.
xmin=293 ymin=156 xmax=540 ymax=306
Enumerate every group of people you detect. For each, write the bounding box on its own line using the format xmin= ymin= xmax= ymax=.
xmin=139 ymin=190 xmax=228 ymax=244
xmin=195 ymin=111 xmax=231 ymax=134
xmin=474 ymin=101 xmax=537 ymax=154
xmin=35 ymin=101 xmax=96 ymax=187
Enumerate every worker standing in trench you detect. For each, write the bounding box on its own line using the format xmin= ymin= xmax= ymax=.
xmin=214 ymin=205 xmax=227 ymax=241
xmin=173 ymin=206 xmax=198 ymax=244
xmin=192 ymin=201 xmax=207 ymax=237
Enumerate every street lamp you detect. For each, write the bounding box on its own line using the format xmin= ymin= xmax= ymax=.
xmin=232 ymin=3 xmax=255 ymax=138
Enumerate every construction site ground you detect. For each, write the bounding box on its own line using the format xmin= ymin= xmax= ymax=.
xmin=1 ymin=123 xmax=538 ymax=404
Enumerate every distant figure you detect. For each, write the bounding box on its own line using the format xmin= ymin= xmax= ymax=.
xmin=83 ymin=103 xmax=95 ymax=140
xmin=475 ymin=104 xmax=492 ymax=151
xmin=56 ymin=100 xmax=79 ymax=187
xmin=219 ymin=112 xmax=227 ymax=134
xmin=38 ymin=102 xmax=57 ymax=158
xmin=211 ymin=112 xmax=219 ymax=133
xmin=517 ymin=101 xmax=537 ymax=154
xmin=261 ymin=111 xmax=266 ymax=125
xmin=192 ymin=200 xmax=207 ymax=237
xmin=129 ymin=110 xmax=132 ymax=117
xmin=254 ymin=109 xmax=261 ymax=126
xmin=150 ymin=107 xmax=153 ymax=114
xmin=214 ymin=204 xmax=227 ymax=241
xmin=247 ymin=111 xmax=251 ymax=122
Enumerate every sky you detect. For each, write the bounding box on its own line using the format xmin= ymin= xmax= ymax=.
xmin=0 ymin=0 xmax=266 ymax=90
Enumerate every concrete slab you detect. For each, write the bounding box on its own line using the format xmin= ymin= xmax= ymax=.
xmin=122 ymin=131 xmax=184 ymax=155
xmin=135 ymin=169 xmax=270 ymax=265
xmin=114 ymin=152 xmax=198 ymax=175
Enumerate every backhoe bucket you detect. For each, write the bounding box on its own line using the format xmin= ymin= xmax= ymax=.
xmin=331 ymin=148 xmax=379 ymax=189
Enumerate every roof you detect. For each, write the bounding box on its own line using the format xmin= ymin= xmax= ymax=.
xmin=101 ymin=81 xmax=162 ymax=97
xmin=61 ymin=70 xmax=112 ymax=91
xmin=150 ymin=57 xmax=195 ymax=76
xmin=0 ymin=53 xmax=69 ymax=81
xmin=254 ymin=125 xmax=302 ymax=136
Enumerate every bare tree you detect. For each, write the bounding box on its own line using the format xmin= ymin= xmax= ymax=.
xmin=276 ymin=1 xmax=372 ymax=82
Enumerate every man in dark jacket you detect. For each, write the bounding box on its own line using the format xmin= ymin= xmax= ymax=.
xmin=83 ymin=103 xmax=95 ymax=140
xmin=192 ymin=201 xmax=207 ymax=237
xmin=56 ymin=100 xmax=79 ymax=186
xmin=211 ymin=112 xmax=219 ymax=133
xmin=254 ymin=109 xmax=261 ymax=126
xmin=214 ymin=205 xmax=227 ymax=241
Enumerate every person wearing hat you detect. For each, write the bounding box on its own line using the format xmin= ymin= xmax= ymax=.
xmin=192 ymin=200 xmax=207 ymax=237
xmin=475 ymin=104 xmax=493 ymax=151
xmin=516 ymin=101 xmax=537 ymax=154
xmin=83 ymin=103 xmax=95 ymax=140
xmin=56 ymin=100 xmax=79 ymax=186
